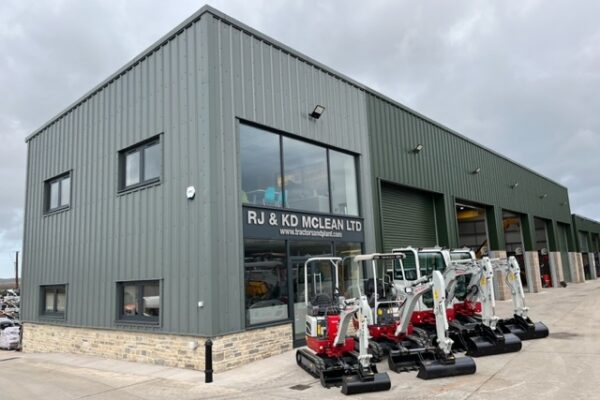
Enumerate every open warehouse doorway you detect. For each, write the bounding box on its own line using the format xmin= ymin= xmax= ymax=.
xmin=534 ymin=218 xmax=553 ymax=288
xmin=456 ymin=202 xmax=489 ymax=258
xmin=593 ymin=234 xmax=600 ymax=277
xmin=502 ymin=211 xmax=528 ymax=290
xmin=578 ymin=231 xmax=596 ymax=280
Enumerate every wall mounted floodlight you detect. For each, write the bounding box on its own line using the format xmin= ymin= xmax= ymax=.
xmin=472 ymin=167 xmax=481 ymax=175
xmin=413 ymin=143 xmax=424 ymax=153
xmin=540 ymin=193 xmax=548 ymax=199
xmin=511 ymin=182 xmax=519 ymax=189
xmin=310 ymin=105 xmax=325 ymax=119
xmin=560 ymin=201 xmax=567 ymax=206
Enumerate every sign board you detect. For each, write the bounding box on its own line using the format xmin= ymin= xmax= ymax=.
xmin=243 ymin=206 xmax=364 ymax=243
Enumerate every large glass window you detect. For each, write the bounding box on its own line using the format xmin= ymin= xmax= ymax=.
xmin=329 ymin=150 xmax=359 ymax=216
xmin=244 ymin=240 xmax=288 ymax=326
xmin=240 ymin=125 xmax=283 ymax=207
xmin=45 ymin=173 xmax=71 ymax=213
xmin=239 ymin=124 xmax=360 ymax=216
xmin=118 ymin=280 xmax=160 ymax=323
xmin=283 ymin=137 xmax=329 ymax=213
xmin=41 ymin=285 xmax=66 ymax=317
xmin=119 ymin=137 xmax=161 ymax=191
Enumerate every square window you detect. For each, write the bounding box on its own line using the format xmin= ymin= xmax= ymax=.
xmin=117 ymin=280 xmax=160 ymax=323
xmin=119 ymin=137 xmax=161 ymax=191
xmin=45 ymin=173 xmax=71 ymax=213
xmin=41 ymin=285 xmax=66 ymax=317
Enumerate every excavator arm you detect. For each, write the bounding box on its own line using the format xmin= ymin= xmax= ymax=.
xmin=394 ymin=272 xmax=453 ymax=357
xmin=487 ymin=256 xmax=549 ymax=341
xmin=444 ymin=257 xmax=498 ymax=329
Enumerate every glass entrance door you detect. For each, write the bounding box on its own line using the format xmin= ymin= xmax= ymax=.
xmin=289 ymin=241 xmax=332 ymax=346
xmin=290 ymin=256 xmax=309 ymax=346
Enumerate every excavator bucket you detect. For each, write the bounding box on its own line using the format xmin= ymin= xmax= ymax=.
xmin=417 ymin=355 xmax=477 ymax=380
xmin=498 ymin=315 xmax=549 ymax=341
xmin=341 ymin=368 xmax=391 ymax=395
xmin=461 ymin=332 xmax=522 ymax=357
xmin=450 ymin=322 xmax=522 ymax=357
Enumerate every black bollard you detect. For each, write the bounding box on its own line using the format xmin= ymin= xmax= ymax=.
xmin=205 ymin=338 xmax=213 ymax=383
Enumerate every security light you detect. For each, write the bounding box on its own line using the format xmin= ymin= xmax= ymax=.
xmin=511 ymin=182 xmax=519 ymax=189
xmin=310 ymin=105 xmax=325 ymax=119
xmin=472 ymin=167 xmax=481 ymax=175
xmin=540 ymin=194 xmax=548 ymax=199
xmin=413 ymin=144 xmax=424 ymax=153
xmin=560 ymin=201 xmax=567 ymax=206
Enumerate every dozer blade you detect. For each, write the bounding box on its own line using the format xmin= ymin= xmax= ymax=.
xmin=296 ymin=348 xmax=345 ymax=388
xmin=417 ymin=355 xmax=476 ymax=380
xmin=341 ymin=371 xmax=391 ymax=395
xmin=499 ymin=318 xmax=549 ymax=341
xmin=320 ymin=367 xmax=346 ymax=388
xmin=463 ymin=332 xmax=522 ymax=357
xmin=387 ymin=348 xmax=423 ymax=373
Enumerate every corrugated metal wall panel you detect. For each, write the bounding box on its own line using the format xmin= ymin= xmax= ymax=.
xmin=366 ymin=93 xmax=573 ymax=250
xmin=206 ymin=16 xmax=375 ymax=334
xmin=22 ymin=16 xmax=214 ymax=336
xmin=381 ymin=184 xmax=437 ymax=250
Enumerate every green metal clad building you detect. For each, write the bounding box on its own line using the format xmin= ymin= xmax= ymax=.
xmin=572 ymin=214 xmax=600 ymax=279
xmin=21 ymin=5 xmax=599 ymax=373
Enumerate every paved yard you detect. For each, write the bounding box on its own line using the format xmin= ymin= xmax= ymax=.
xmin=2 ymin=279 xmax=600 ymax=399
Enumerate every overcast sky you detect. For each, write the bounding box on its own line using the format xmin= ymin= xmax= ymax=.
xmin=1 ymin=0 xmax=599 ymax=277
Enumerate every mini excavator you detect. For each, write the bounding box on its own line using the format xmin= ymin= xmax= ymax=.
xmin=450 ymin=249 xmax=549 ymax=341
xmin=351 ymin=253 xmax=476 ymax=379
xmin=295 ymin=257 xmax=391 ymax=395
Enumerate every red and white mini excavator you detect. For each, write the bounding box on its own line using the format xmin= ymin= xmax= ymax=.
xmin=450 ymin=249 xmax=549 ymax=341
xmin=392 ymin=247 xmax=522 ymax=357
xmin=295 ymin=257 xmax=391 ymax=395
xmin=350 ymin=253 xmax=476 ymax=379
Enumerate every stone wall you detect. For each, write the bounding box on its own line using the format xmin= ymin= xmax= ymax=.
xmin=524 ymin=251 xmax=542 ymax=293
xmin=568 ymin=252 xmax=585 ymax=283
xmin=23 ymin=322 xmax=293 ymax=373
xmin=549 ymin=252 xmax=564 ymax=286
xmin=489 ymin=250 xmax=511 ymax=301
xmin=587 ymin=254 xmax=597 ymax=280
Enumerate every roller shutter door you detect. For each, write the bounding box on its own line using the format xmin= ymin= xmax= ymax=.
xmin=380 ymin=183 xmax=437 ymax=251
xmin=557 ymin=223 xmax=571 ymax=282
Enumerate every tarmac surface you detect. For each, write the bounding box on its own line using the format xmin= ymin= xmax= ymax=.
xmin=2 ymin=279 xmax=600 ymax=399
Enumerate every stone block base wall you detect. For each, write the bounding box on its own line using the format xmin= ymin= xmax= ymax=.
xmin=213 ymin=324 xmax=293 ymax=371
xmin=549 ymin=252 xmax=564 ymax=286
xmin=23 ymin=322 xmax=293 ymax=373
xmin=524 ymin=251 xmax=542 ymax=293
xmin=587 ymin=254 xmax=597 ymax=280
xmin=489 ymin=250 xmax=511 ymax=300
xmin=569 ymin=252 xmax=585 ymax=283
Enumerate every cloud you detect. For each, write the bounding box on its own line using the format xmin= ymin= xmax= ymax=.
xmin=0 ymin=0 xmax=599 ymax=275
